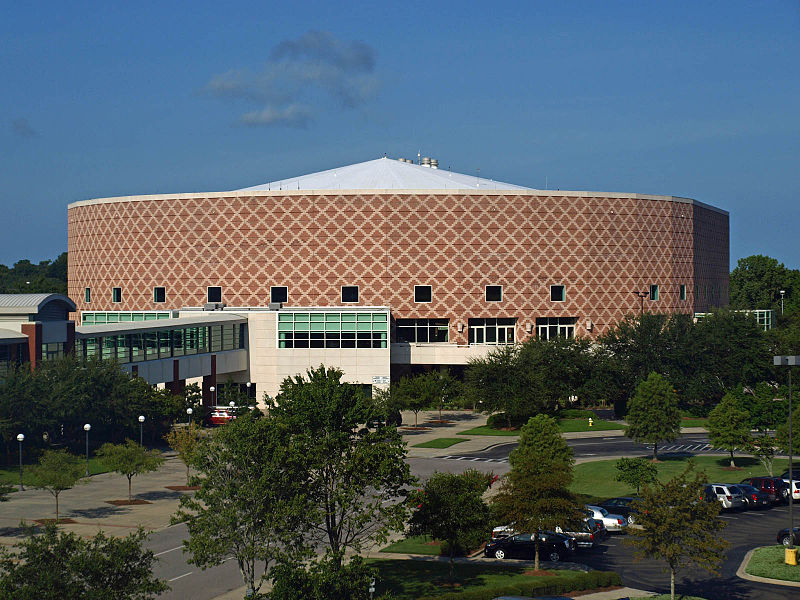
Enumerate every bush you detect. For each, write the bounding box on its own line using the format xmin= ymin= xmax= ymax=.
xmin=557 ymin=408 xmax=596 ymax=419
xmin=415 ymin=570 xmax=621 ymax=600
xmin=486 ymin=413 xmax=529 ymax=429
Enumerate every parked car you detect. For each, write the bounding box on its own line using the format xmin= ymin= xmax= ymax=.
xmin=740 ymin=476 xmax=787 ymax=504
xmin=778 ymin=472 xmax=800 ymax=501
xmin=557 ymin=517 xmax=610 ymax=549
xmin=704 ymin=484 xmax=746 ymax=510
xmin=597 ymin=497 xmax=640 ymax=524
xmin=730 ymin=484 xmax=772 ymax=509
xmin=777 ymin=527 xmax=800 ymax=546
xmin=209 ymin=406 xmax=236 ymax=426
xmin=484 ymin=532 xmax=575 ymax=562
xmin=585 ymin=505 xmax=628 ymax=532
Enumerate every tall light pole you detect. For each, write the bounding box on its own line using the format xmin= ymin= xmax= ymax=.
xmin=138 ymin=415 xmax=145 ymax=446
xmin=775 ymin=355 xmax=798 ymax=557
xmin=16 ymin=433 xmax=24 ymax=491
xmin=633 ymin=291 xmax=649 ymax=316
xmin=186 ymin=407 xmax=193 ymax=425
xmin=781 ymin=290 xmax=786 ymax=315
xmin=83 ymin=424 xmax=91 ymax=477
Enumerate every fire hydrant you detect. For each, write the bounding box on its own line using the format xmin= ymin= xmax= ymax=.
xmin=588 ymin=417 xmax=594 ymax=428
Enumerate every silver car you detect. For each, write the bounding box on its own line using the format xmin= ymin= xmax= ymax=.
xmin=585 ymin=505 xmax=628 ymax=532
xmin=706 ymin=483 xmax=746 ymax=510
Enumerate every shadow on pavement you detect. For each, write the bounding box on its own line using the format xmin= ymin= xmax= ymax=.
xmin=137 ymin=490 xmax=184 ymax=501
xmin=69 ymin=505 xmax=130 ymax=519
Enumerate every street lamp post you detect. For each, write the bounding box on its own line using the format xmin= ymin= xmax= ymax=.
xmin=186 ymin=407 xmax=193 ymax=425
xmin=246 ymin=381 xmax=252 ymax=403
xmin=138 ymin=415 xmax=145 ymax=446
xmin=16 ymin=433 xmax=24 ymax=491
xmin=775 ymin=355 xmax=798 ymax=556
xmin=781 ymin=290 xmax=786 ymax=315
xmin=84 ymin=424 xmax=91 ymax=476
xmin=210 ymin=385 xmax=216 ymax=407
xmin=633 ymin=291 xmax=649 ymax=315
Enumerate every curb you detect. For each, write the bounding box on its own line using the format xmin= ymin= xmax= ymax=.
xmin=736 ymin=547 xmax=800 ymax=588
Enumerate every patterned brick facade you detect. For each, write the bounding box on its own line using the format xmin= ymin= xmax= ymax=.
xmin=67 ymin=191 xmax=729 ymax=342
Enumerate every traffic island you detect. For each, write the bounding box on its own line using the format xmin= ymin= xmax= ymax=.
xmin=737 ymin=545 xmax=800 ymax=587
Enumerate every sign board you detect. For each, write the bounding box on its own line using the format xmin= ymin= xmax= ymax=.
xmin=372 ymin=376 xmax=390 ymax=385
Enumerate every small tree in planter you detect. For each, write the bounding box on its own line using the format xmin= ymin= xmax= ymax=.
xmin=164 ymin=423 xmax=202 ymax=486
xmin=97 ymin=440 xmax=164 ymax=503
xmin=30 ymin=449 xmax=85 ymax=523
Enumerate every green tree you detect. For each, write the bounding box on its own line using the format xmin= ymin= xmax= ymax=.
xmin=729 ymin=254 xmax=800 ymax=313
xmin=392 ymin=375 xmax=430 ymax=427
xmin=408 ymin=469 xmax=491 ymax=580
xmin=174 ymin=412 xmax=307 ymax=598
xmin=271 ymin=555 xmax=375 ymax=600
xmin=492 ymin=414 xmax=584 ymax=570
xmin=629 ymin=462 xmax=728 ymax=600
xmin=625 ymin=373 xmax=681 ymax=461
xmin=268 ymin=366 xmax=415 ymax=569
xmin=707 ymin=392 xmax=752 ymax=468
xmin=97 ymin=440 xmax=165 ymax=502
xmin=465 ymin=345 xmax=523 ymax=427
xmin=0 ymin=523 xmax=168 ymax=599
xmin=614 ymin=457 xmax=657 ymax=495
xmin=29 ymin=450 xmax=85 ymax=523
xmin=776 ymin=405 xmax=800 ymax=456
xmin=164 ymin=423 xmax=202 ymax=486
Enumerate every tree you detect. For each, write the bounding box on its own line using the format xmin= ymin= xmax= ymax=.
xmin=629 ymin=462 xmax=728 ymax=600
xmin=465 ymin=344 xmax=523 ymax=427
xmin=625 ymin=373 xmax=681 ymax=461
xmin=492 ymin=414 xmax=584 ymax=570
xmin=707 ymin=392 xmax=752 ymax=468
xmin=392 ymin=375 xmax=430 ymax=427
xmin=729 ymin=254 xmax=800 ymax=314
xmin=0 ymin=523 xmax=168 ymax=599
xmin=776 ymin=405 xmax=800 ymax=457
xmin=395 ymin=370 xmax=463 ymax=425
xmin=749 ymin=435 xmax=777 ymax=477
xmin=0 ymin=481 xmax=11 ymax=502
xmin=268 ymin=366 xmax=415 ymax=569
xmin=408 ymin=469 xmax=491 ymax=580
xmin=174 ymin=412 xmax=308 ymax=598
xmin=164 ymin=423 xmax=202 ymax=486
xmin=271 ymin=554 xmax=376 ymax=600
xmin=614 ymin=457 xmax=657 ymax=495
xmin=29 ymin=449 xmax=84 ymax=523
xmin=97 ymin=440 xmax=165 ymax=502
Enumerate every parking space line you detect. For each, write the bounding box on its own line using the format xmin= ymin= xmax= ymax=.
xmin=168 ymin=572 xmax=193 ymax=582
xmin=155 ymin=546 xmax=182 ymax=556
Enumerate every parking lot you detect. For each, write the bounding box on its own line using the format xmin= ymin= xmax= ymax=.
xmin=565 ymin=502 xmax=795 ymax=600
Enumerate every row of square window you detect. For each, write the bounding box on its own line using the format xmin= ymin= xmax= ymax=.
xmin=86 ymin=283 xmax=689 ymax=305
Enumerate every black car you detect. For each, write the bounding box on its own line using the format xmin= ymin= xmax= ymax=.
xmin=484 ymin=532 xmax=575 ymax=562
xmin=597 ymin=497 xmax=639 ymax=524
xmin=777 ymin=526 xmax=800 ymax=546
xmin=730 ymin=484 xmax=771 ymax=509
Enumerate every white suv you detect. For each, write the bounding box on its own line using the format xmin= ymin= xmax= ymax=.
xmin=705 ymin=484 xmax=746 ymax=510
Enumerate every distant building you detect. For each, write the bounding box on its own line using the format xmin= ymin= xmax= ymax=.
xmin=66 ymin=157 xmax=729 ymax=402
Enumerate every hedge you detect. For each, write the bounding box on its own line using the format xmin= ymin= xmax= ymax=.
xmin=415 ymin=570 xmax=621 ymax=600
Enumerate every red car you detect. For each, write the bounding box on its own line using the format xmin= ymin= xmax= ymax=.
xmin=209 ymin=406 xmax=236 ymax=426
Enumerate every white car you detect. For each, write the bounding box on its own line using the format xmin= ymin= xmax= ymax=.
xmin=585 ymin=505 xmax=628 ymax=532
xmin=779 ymin=477 xmax=800 ymax=501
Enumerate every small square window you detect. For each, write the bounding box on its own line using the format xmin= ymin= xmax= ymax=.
xmin=341 ymin=286 xmax=359 ymax=303
xmin=650 ymin=284 xmax=659 ymax=301
xmin=154 ymin=286 xmax=166 ymax=303
xmin=550 ymin=285 xmax=565 ymax=302
xmin=271 ymin=286 xmax=288 ymax=304
xmin=679 ymin=284 xmax=686 ymax=301
xmin=112 ymin=287 xmax=121 ymax=303
xmin=84 ymin=288 xmax=91 ymax=303
xmin=414 ymin=285 xmax=432 ymax=303
xmin=485 ymin=285 xmax=503 ymax=302
xmin=207 ymin=286 xmax=222 ymax=303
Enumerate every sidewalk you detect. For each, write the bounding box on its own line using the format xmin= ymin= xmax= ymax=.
xmin=0 ymin=450 xmax=188 ymax=547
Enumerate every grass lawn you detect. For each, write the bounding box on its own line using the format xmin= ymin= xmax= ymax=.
xmin=459 ymin=418 xmax=623 ymax=436
xmin=413 ymin=438 xmax=470 ymax=449
xmin=746 ymin=545 xmax=800 ymax=582
xmin=571 ymin=455 xmax=794 ymax=501
xmin=368 ymin=558 xmax=584 ymax=599
xmin=0 ymin=457 xmax=110 ymax=488
xmin=680 ymin=417 xmax=709 ymax=428
xmin=381 ymin=535 xmax=443 ymax=555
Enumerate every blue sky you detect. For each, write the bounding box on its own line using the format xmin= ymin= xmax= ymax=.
xmin=2 ymin=1 xmax=798 ymax=270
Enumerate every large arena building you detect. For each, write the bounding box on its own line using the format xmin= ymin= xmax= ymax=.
xmin=66 ymin=157 xmax=729 ymax=402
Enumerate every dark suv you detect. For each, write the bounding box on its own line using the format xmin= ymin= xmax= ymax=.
xmin=741 ymin=477 xmax=789 ymax=504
